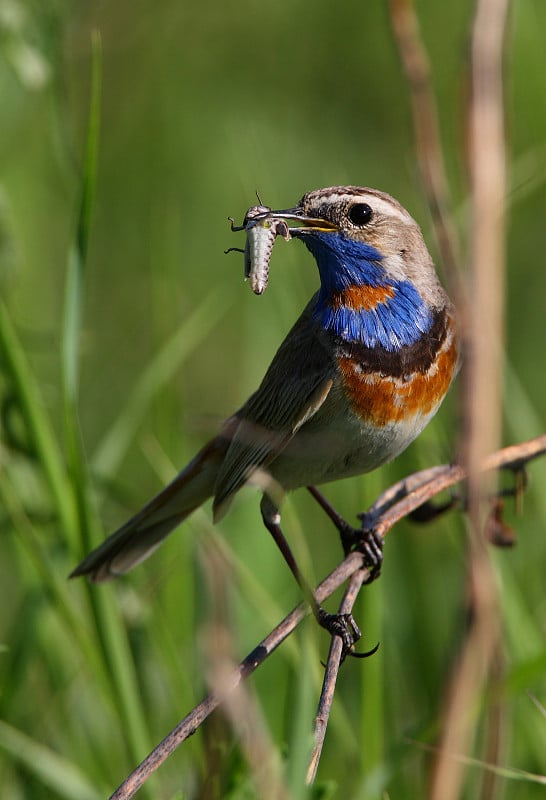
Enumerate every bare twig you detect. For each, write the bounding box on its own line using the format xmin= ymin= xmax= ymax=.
xmin=109 ymin=551 xmax=366 ymax=800
xmin=109 ymin=434 xmax=545 ymax=800
xmin=481 ymin=651 xmax=506 ymax=800
xmin=367 ymin=435 xmax=546 ymax=537
xmin=464 ymin=0 xmax=509 ymax=497
xmin=201 ymin=537 xmax=291 ymax=800
xmin=431 ymin=1 xmax=511 ymax=798
xmin=387 ymin=0 xmax=462 ymax=293
xmin=306 ymin=567 xmax=370 ymax=785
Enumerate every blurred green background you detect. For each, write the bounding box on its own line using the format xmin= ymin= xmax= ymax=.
xmin=1 ymin=1 xmax=545 ymax=798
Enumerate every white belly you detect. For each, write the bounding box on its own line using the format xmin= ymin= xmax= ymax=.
xmin=270 ymin=396 xmax=435 ymax=491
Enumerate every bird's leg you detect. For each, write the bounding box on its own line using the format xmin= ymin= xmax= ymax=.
xmin=307 ymin=486 xmax=359 ymax=553
xmin=307 ymin=486 xmax=383 ymax=580
xmin=260 ymin=495 xmax=361 ymax=654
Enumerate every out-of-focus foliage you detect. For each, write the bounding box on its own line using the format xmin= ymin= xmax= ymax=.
xmin=0 ymin=1 xmax=545 ymax=798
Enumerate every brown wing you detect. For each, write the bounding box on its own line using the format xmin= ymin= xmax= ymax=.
xmin=212 ymin=295 xmax=335 ymax=517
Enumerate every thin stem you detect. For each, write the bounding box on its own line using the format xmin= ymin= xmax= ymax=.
xmin=306 ymin=567 xmax=369 ymax=784
xmin=108 ymin=434 xmax=545 ymax=799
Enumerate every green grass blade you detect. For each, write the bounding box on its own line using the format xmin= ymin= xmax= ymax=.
xmin=0 ymin=301 xmax=76 ymax=539
xmin=0 ymin=720 xmax=105 ymax=800
xmin=57 ymin=34 xmax=157 ymax=794
xmin=61 ymin=29 xmax=101 ymax=405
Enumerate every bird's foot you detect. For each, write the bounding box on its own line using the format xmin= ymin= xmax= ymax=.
xmin=305 ymin=487 xmax=383 ymax=576
xmin=408 ymin=496 xmax=459 ymax=523
xmin=317 ymin=608 xmax=361 ymax=652
xmin=317 ymin=608 xmax=379 ymax=661
xmin=339 ymin=516 xmax=384 ymax=582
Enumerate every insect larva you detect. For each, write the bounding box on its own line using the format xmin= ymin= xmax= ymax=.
xmin=227 ymin=204 xmax=291 ymax=295
xmin=245 ymin=216 xmax=290 ymax=295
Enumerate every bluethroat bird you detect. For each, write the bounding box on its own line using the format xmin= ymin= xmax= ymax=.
xmin=71 ymin=186 xmax=459 ymax=649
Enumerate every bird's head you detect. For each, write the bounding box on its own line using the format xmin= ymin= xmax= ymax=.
xmin=269 ymin=186 xmax=443 ymax=300
xmin=268 ymin=186 xmax=450 ymax=350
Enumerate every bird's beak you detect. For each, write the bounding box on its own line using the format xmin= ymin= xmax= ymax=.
xmin=266 ymin=207 xmax=338 ymax=235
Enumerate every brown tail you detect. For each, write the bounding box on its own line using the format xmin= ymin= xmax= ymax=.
xmin=70 ymin=436 xmax=227 ymax=582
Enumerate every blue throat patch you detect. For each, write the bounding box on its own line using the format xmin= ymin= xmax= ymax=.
xmin=303 ymin=232 xmax=433 ymax=351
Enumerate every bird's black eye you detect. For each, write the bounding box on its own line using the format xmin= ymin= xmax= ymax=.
xmin=348 ymin=203 xmax=373 ymax=226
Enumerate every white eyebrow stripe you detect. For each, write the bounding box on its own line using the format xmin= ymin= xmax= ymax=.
xmin=363 ymin=195 xmax=412 ymax=224
xmin=309 ymin=192 xmax=413 ymax=225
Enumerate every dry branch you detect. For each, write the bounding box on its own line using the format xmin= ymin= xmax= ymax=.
xmin=306 ymin=567 xmax=371 ymax=785
xmin=430 ymin=2 xmax=511 ymax=797
xmin=109 ymin=434 xmax=545 ymax=800
xmin=387 ymin=0 xmax=461 ymax=291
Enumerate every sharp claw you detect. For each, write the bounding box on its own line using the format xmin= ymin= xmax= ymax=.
xmin=340 ymin=524 xmax=384 ymax=582
xmin=337 ymin=517 xmax=384 ymax=575
xmin=316 ymin=609 xmax=381 ymax=662
xmin=358 ymin=527 xmax=384 ymax=578
xmin=348 ymin=641 xmax=380 ymax=659
xmin=317 ymin=609 xmax=361 ymax=653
